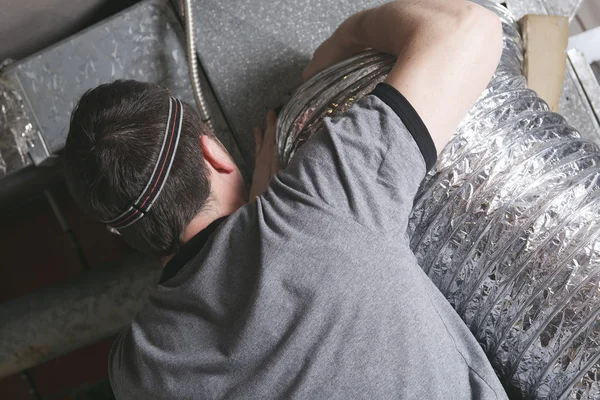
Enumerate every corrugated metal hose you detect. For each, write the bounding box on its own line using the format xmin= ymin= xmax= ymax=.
xmin=183 ymin=0 xmax=213 ymax=130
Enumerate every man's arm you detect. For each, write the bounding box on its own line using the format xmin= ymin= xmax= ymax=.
xmin=302 ymin=0 xmax=503 ymax=153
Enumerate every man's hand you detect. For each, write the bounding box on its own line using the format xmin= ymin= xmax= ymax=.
xmin=249 ymin=110 xmax=280 ymax=201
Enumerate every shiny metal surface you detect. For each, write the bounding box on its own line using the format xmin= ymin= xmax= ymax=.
xmin=0 ymin=76 xmax=40 ymax=177
xmin=0 ymin=0 xmax=246 ymax=175
xmin=277 ymin=1 xmax=600 ymax=398
xmin=0 ymin=252 xmax=161 ymax=379
xmin=183 ymin=0 xmax=213 ymax=130
xmin=505 ymin=0 xmax=583 ymax=21
xmin=3 ymin=0 xmax=194 ymax=159
xmin=177 ymin=0 xmax=389 ymax=169
xmin=559 ymin=51 xmax=600 ymax=143
xmin=277 ymin=50 xmax=395 ymax=167
xmin=567 ymin=49 xmax=600 ymax=133
xmin=0 ymin=0 xmax=138 ymax=62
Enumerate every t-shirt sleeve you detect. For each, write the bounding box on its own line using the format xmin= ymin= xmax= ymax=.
xmin=273 ymin=82 xmax=437 ymax=233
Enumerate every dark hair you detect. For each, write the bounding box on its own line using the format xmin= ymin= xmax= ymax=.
xmin=64 ymin=80 xmax=212 ymax=257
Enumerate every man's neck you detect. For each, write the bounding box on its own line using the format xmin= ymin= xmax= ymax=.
xmin=161 ymin=197 xmax=245 ymax=266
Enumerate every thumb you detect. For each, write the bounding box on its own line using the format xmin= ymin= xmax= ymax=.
xmin=254 ymin=127 xmax=263 ymax=154
xmin=272 ymin=141 xmax=281 ymax=173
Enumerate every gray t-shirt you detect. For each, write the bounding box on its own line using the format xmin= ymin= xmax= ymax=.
xmin=109 ymin=84 xmax=508 ymax=399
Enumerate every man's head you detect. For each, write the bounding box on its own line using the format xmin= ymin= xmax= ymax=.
xmin=65 ymin=80 xmax=245 ymax=257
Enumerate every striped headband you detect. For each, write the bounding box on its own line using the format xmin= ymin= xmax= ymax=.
xmin=104 ymin=96 xmax=183 ymax=229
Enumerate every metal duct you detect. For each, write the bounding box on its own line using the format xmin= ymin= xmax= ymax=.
xmin=276 ymin=1 xmax=600 ymax=398
xmin=0 ymin=253 xmax=161 ymax=378
xmin=0 ymin=77 xmax=36 ymax=178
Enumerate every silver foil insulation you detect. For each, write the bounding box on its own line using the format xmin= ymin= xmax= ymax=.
xmin=0 ymin=77 xmax=35 ymax=177
xmin=276 ymin=1 xmax=600 ymax=398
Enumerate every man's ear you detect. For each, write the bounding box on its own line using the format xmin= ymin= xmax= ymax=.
xmin=200 ymin=135 xmax=236 ymax=173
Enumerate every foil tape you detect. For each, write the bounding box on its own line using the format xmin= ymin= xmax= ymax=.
xmin=0 ymin=77 xmax=35 ymax=177
xmin=276 ymin=1 xmax=600 ymax=398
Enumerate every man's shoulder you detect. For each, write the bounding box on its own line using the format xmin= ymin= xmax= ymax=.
xmin=108 ymin=326 xmax=140 ymax=398
xmin=108 ymin=314 xmax=173 ymax=398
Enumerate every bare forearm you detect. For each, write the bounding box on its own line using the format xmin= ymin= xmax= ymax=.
xmin=304 ymin=0 xmax=503 ymax=154
xmin=304 ymin=1 xmax=488 ymax=79
xmin=336 ymin=1 xmax=481 ymax=56
xmin=377 ymin=2 xmax=502 ymax=152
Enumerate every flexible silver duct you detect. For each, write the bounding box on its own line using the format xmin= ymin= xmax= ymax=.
xmin=276 ymin=2 xmax=600 ymax=398
xmin=183 ymin=0 xmax=213 ymax=130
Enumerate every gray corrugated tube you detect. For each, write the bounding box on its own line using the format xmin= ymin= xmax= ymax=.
xmin=276 ymin=1 xmax=600 ymax=398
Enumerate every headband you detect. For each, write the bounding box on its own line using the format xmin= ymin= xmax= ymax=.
xmin=104 ymin=96 xmax=183 ymax=229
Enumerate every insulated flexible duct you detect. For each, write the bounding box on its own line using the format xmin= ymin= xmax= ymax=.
xmin=276 ymin=2 xmax=600 ymax=398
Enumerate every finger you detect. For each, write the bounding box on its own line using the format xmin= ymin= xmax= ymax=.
xmin=271 ymin=149 xmax=281 ymax=174
xmin=301 ymin=65 xmax=312 ymax=82
xmin=264 ymin=110 xmax=277 ymax=147
xmin=254 ymin=127 xmax=263 ymax=153
xmin=266 ymin=109 xmax=277 ymax=129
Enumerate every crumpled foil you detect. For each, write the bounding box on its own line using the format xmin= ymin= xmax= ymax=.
xmin=276 ymin=1 xmax=600 ymax=398
xmin=0 ymin=76 xmax=35 ymax=177
xmin=277 ymin=50 xmax=396 ymax=167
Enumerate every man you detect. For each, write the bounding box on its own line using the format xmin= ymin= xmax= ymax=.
xmin=65 ymin=0 xmax=505 ymax=398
